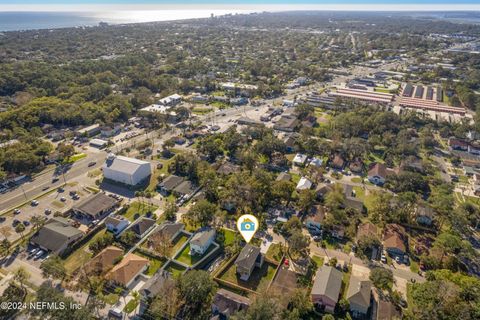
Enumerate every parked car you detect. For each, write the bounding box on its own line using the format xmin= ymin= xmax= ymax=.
xmin=34 ymin=250 xmax=45 ymax=260
xmin=60 ymin=197 xmax=66 ymax=202
xmin=88 ymin=161 xmax=96 ymax=167
xmin=23 ymin=220 xmax=30 ymax=226
xmin=57 ymin=187 xmax=64 ymax=192
xmin=44 ymin=209 xmax=52 ymax=215
xmin=29 ymin=248 xmax=39 ymax=256
xmin=13 ymin=209 xmax=21 ymax=215
xmin=31 ymin=200 xmax=39 ymax=206
xmin=12 ymin=219 xmax=20 ymax=227
xmin=381 ymin=254 xmax=387 ymax=264
xmin=52 ymin=177 xmax=59 ymax=183
xmin=395 ymin=256 xmax=401 ymax=263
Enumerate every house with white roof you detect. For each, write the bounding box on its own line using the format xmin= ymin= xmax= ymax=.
xmin=296 ymin=177 xmax=313 ymax=190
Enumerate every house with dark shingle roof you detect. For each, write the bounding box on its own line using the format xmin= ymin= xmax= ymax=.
xmin=128 ymin=217 xmax=156 ymax=239
xmin=367 ymin=163 xmax=397 ymax=186
xmin=235 ymin=244 xmax=264 ymax=281
xmin=30 ymin=217 xmax=84 ymax=255
xmin=172 ymin=180 xmax=196 ymax=197
xmin=311 ymin=266 xmax=343 ymax=313
xmin=356 ymin=222 xmax=378 ymax=242
xmin=157 ymin=175 xmax=184 ymax=195
xmin=212 ymin=288 xmax=250 ymax=318
xmin=72 ymin=192 xmax=118 ymax=220
xmin=347 ymin=276 xmax=372 ymax=316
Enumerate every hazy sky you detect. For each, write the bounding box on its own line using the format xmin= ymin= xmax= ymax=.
xmin=1 ymin=0 xmax=480 ymax=11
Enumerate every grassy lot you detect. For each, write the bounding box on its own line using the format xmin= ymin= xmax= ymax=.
xmin=341 ymin=267 xmax=352 ymax=299
xmin=87 ymin=168 xmax=102 ymax=178
xmin=175 ymin=244 xmax=214 ymax=266
xmin=410 ymin=260 xmax=420 ymax=273
xmin=123 ymin=299 xmax=139 ymax=313
xmin=51 ymin=200 xmax=65 ymax=209
xmin=265 ymin=243 xmax=283 ymax=263
xmin=135 ymin=251 xmax=166 ymax=276
xmin=171 ymin=234 xmax=189 ymax=255
xmin=311 ymin=255 xmax=324 ymax=267
xmin=211 ymin=101 xmax=229 ymax=109
xmin=63 ymin=229 xmax=106 ymax=275
xmin=123 ymin=202 xmax=158 ymax=221
xmin=192 ymin=107 xmax=213 ymax=115
xmin=165 ymin=262 xmax=186 ymax=278
xmin=222 ymin=228 xmax=236 ymax=246
xmin=353 ymin=186 xmax=365 ymax=201
xmin=351 ymin=177 xmax=363 ymax=183
xmin=62 ymin=153 xmax=87 ymax=164
xmin=102 ymin=293 xmax=119 ymax=305
xmin=219 ymin=261 xmax=276 ymax=292
xmin=364 ymin=191 xmax=377 ymax=212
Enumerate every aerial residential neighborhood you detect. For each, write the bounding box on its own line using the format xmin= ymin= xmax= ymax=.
xmin=0 ymin=6 xmax=480 ymax=320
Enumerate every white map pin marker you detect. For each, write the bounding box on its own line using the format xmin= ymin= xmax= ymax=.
xmin=237 ymin=214 xmax=259 ymax=243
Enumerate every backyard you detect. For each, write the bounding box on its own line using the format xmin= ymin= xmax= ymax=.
xmin=175 ymin=244 xmax=215 ymax=266
xmin=62 ymin=229 xmax=106 ymax=275
xmin=164 ymin=261 xmax=186 ymax=278
xmin=265 ymin=243 xmax=283 ymax=263
xmin=134 ymin=251 xmax=166 ymax=276
xmin=218 ymin=260 xmax=277 ymax=292
xmin=123 ymin=201 xmax=158 ymax=221
xmin=221 ymin=228 xmax=236 ymax=246
xmin=171 ymin=233 xmax=190 ymax=255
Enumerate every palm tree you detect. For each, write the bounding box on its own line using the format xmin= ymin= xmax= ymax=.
xmin=30 ymin=215 xmax=44 ymax=232
xmin=130 ymin=290 xmax=140 ymax=316
xmin=14 ymin=267 xmax=30 ymax=293
xmin=15 ymin=223 xmax=26 ymax=242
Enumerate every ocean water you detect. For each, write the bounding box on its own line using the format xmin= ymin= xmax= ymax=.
xmin=0 ymin=10 xmax=249 ymax=31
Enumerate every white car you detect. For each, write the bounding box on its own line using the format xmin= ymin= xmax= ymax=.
xmin=381 ymin=254 xmax=387 ymax=263
xmin=34 ymin=250 xmax=45 ymax=259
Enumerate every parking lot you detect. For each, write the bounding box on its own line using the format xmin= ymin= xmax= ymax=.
xmin=0 ymin=182 xmax=90 ymax=242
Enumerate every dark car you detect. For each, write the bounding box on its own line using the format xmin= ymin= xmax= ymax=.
xmin=88 ymin=161 xmax=96 ymax=167
xmin=23 ymin=220 xmax=30 ymax=226
xmin=12 ymin=219 xmax=20 ymax=227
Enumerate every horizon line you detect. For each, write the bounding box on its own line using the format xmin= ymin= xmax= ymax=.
xmin=1 ymin=4 xmax=480 ymax=12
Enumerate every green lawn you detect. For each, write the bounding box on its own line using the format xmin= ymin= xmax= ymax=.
xmin=410 ymin=261 xmax=420 ymax=273
xmin=222 ymin=228 xmax=236 ymax=246
xmin=341 ymin=267 xmax=352 ymax=299
xmin=353 ymin=186 xmax=365 ymax=201
xmin=123 ymin=298 xmax=139 ymax=313
xmin=351 ymin=177 xmax=363 ymax=183
xmin=192 ymin=107 xmax=213 ymax=115
xmin=175 ymin=244 xmax=214 ymax=266
xmin=311 ymin=255 xmax=324 ymax=267
xmin=123 ymin=202 xmax=158 ymax=221
xmin=171 ymin=234 xmax=189 ymax=255
xmin=134 ymin=251 xmax=166 ymax=276
xmin=265 ymin=243 xmax=283 ymax=263
xmin=63 ymin=229 xmax=106 ymax=275
xmin=62 ymin=153 xmax=87 ymax=164
xmin=165 ymin=262 xmax=186 ymax=278
xmin=102 ymin=293 xmax=119 ymax=305
xmin=219 ymin=261 xmax=276 ymax=292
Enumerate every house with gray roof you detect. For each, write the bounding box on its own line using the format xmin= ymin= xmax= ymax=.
xmin=72 ymin=192 xmax=118 ymax=221
xmin=172 ymin=180 xmax=196 ymax=197
xmin=346 ymin=276 xmax=372 ymax=316
xmin=235 ymin=244 xmax=264 ymax=281
xmin=212 ymin=288 xmax=250 ymax=318
xmin=311 ymin=266 xmax=343 ymax=313
xmin=30 ymin=217 xmax=84 ymax=255
xmin=128 ymin=217 xmax=156 ymax=239
xmin=190 ymin=228 xmax=216 ymax=255
xmin=157 ymin=175 xmax=184 ymax=195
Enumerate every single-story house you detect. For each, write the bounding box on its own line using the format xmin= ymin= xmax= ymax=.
xmin=349 ymin=159 xmax=364 ymax=174
xmin=305 ymin=205 xmax=325 ymax=236
xmin=376 ymin=296 xmax=402 ymax=320
xmin=190 ymin=228 xmax=216 ymax=255
xmin=383 ymin=224 xmax=407 ymax=257
xmin=157 ymin=175 xmax=184 ymax=195
xmin=356 ymin=222 xmax=378 ymax=242
xmin=30 ymin=217 xmax=84 ymax=255
xmin=89 ymin=138 xmax=108 ymax=149
xmin=273 ymin=115 xmax=299 ymax=132
xmin=415 ymin=205 xmax=435 ymax=226
xmin=309 ymin=157 xmax=324 ymax=168
xmin=235 ymin=244 xmax=264 ymax=281
xmin=128 ymin=217 xmax=157 ymax=239
xmin=276 ymin=172 xmax=291 ymax=182
xmin=212 ymin=289 xmax=250 ymax=318
xmin=105 ymin=215 xmax=130 ymax=236
xmin=84 ymin=246 xmax=124 ymax=276
xmin=296 ymin=177 xmax=313 ymax=190
xmin=367 ymin=163 xmax=396 ymax=186
xmin=330 ymin=154 xmax=345 ymax=170
xmin=311 ymin=266 xmax=343 ymax=313
xmin=106 ymin=253 xmax=149 ymax=288
xmin=139 ymin=270 xmax=173 ymax=301
xmin=172 ymin=180 xmax=196 ymax=197
xmin=71 ymin=192 xmax=118 ymax=221
xmin=217 ymin=162 xmax=241 ymax=175
xmin=292 ymin=153 xmax=308 ymax=166
xmin=346 ymin=276 xmax=372 ymax=316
